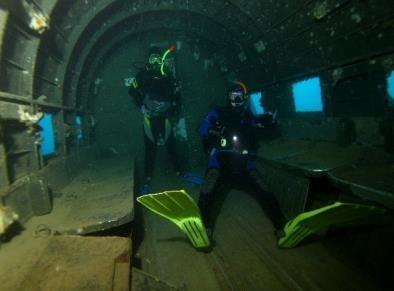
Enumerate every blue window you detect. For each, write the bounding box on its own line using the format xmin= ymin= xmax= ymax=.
xmin=250 ymin=91 xmax=265 ymax=116
xmin=388 ymin=71 xmax=394 ymax=100
xmin=75 ymin=116 xmax=83 ymax=140
xmin=38 ymin=113 xmax=55 ymax=156
xmin=292 ymin=77 xmax=323 ymax=112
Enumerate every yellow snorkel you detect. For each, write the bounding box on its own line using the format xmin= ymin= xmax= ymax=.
xmin=160 ymin=45 xmax=176 ymax=76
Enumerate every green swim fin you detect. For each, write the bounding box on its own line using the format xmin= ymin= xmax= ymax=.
xmin=137 ymin=189 xmax=210 ymax=249
xmin=278 ymin=202 xmax=386 ymax=248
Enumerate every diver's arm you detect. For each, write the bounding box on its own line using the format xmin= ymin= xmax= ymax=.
xmin=128 ymin=71 xmax=145 ymax=107
xmin=128 ymin=86 xmax=143 ymax=107
xmin=172 ymin=89 xmax=182 ymax=118
xmin=200 ymin=109 xmax=221 ymax=136
xmin=200 ymin=109 xmax=223 ymax=153
xmin=168 ymin=76 xmax=182 ymax=118
xmin=252 ymin=110 xmax=281 ymax=146
xmin=254 ymin=110 xmax=278 ymax=129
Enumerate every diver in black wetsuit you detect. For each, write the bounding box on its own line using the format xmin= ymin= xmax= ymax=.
xmin=198 ymin=81 xmax=286 ymax=240
xmin=128 ymin=46 xmax=182 ymax=190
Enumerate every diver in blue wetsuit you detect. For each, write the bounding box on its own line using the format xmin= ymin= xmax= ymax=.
xmin=198 ymin=81 xmax=285 ymax=239
xmin=128 ymin=46 xmax=183 ymax=190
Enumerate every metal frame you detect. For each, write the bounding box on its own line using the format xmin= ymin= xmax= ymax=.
xmin=0 ymin=91 xmax=89 ymax=113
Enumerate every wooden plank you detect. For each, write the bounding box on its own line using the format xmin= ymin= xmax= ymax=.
xmin=28 ymin=157 xmax=134 ymax=235
xmin=113 ymin=262 xmax=131 ymax=291
xmin=330 ymin=150 xmax=394 ymax=209
xmin=258 ymin=139 xmax=367 ymax=173
xmin=131 ymin=268 xmax=178 ymax=291
xmin=0 ymin=235 xmax=131 ymax=290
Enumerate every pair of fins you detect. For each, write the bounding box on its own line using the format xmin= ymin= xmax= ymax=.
xmin=138 ymin=190 xmax=386 ymax=250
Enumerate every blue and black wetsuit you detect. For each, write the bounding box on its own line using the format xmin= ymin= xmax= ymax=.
xmin=128 ymin=65 xmax=182 ymax=179
xmin=198 ymin=106 xmax=285 ymax=231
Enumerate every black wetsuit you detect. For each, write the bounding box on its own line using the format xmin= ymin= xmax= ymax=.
xmin=128 ymin=65 xmax=182 ymax=178
xmin=198 ymin=106 xmax=285 ymax=231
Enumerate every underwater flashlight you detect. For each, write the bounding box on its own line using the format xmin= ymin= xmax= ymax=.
xmin=232 ymin=135 xmax=238 ymax=142
xmin=160 ymin=45 xmax=176 ymax=76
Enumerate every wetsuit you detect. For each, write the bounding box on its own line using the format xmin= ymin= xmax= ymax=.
xmin=198 ymin=106 xmax=286 ymax=231
xmin=128 ymin=65 xmax=182 ymax=178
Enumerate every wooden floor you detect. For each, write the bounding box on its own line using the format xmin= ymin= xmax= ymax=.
xmin=135 ymin=172 xmax=378 ymax=291
xmin=0 ymin=235 xmax=131 ymax=290
xmin=0 ymin=158 xmax=135 ymax=290
xmin=0 ymin=154 xmax=382 ymax=290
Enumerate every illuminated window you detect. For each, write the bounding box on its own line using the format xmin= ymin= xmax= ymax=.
xmin=388 ymin=71 xmax=394 ymax=100
xmin=75 ymin=116 xmax=83 ymax=140
xmin=250 ymin=91 xmax=265 ymax=116
xmin=38 ymin=113 xmax=55 ymax=156
xmin=292 ymin=77 xmax=323 ymax=112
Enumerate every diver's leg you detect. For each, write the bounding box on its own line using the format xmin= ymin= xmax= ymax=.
xmin=165 ymin=132 xmax=183 ymax=174
xmin=144 ymin=131 xmax=156 ymax=182
xmin=198 ymin=168 xmax=221 ymax=236
xmin=248 ymin=168 xmax=286 ymax=231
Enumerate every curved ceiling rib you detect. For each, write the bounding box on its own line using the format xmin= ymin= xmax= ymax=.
xmin=63 ymin=9 xmax=248 ymax=109
xmin=77 ymin=27 xmax=237 ymax=110
xmin=33 ymin=0 xmax=268 ymax=110
xmin=27 ymin=0 xmax=394 ymax=114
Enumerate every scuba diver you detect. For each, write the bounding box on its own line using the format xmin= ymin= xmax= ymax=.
xmin=128 ymin=46 xmax=183 ymax=192
xmin=198 ymin=81 xmax=286 ymax=241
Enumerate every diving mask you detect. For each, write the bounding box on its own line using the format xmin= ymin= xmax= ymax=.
xmin=148 ymin=54 xmax=163 ymax=65
xmin=229 ymin=91 xmax=246 ymax=107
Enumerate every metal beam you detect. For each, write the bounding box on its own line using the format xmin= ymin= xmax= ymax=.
xmin=4 ymin=58 xmax=28 ymax=71
xmin=36 ymin=75 xmax=59 ymax=87
xmin=260 ymin=46 xmax=394 ymax=88
xmin=0 ymin=91 xmax=89 ymax=113
xmin=0 ymin=124 xmax=10 ymax=188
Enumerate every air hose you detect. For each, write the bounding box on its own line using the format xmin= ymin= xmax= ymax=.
xmin=161 ymin=45 xmax=176 ymax=75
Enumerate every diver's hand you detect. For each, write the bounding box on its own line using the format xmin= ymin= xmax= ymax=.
xmin=144 ymin=98 xmax=163 ymax=113
xmin=271 ymin=109 xmax=278 ymax=124
xmin=266 ymin=110 xmax=278 ymax=121
xmin=208 ymin=118 xmax=225 ymax=137
xmin=155 ymin=101 xmax=165 ymax=111
xmin=143 ymin=96 xmax=154 ymax=108
xmin=256 ymin=110 xmax=278 ymax=127
xmin=208 ymin=126 xmax=225 ymax=137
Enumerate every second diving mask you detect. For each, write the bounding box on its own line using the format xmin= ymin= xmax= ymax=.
xmin=229 ymin=91 xmax=246 ymax=107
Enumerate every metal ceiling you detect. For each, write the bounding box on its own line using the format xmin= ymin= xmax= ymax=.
xmin=1 ymin=0 xmax=393 ymax=113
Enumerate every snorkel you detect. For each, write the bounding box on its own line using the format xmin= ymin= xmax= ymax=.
xmin=160 ymin=45 xmax=176 ymax=76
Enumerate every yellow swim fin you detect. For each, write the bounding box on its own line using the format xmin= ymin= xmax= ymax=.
xmin=137 ymin=189 xmax=210 ymax=249
xmin=278 ymin=202 xmax=386 ymax=248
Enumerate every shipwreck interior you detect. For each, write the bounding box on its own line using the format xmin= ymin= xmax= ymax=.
xmin=0 ymin=0 xmax=394 ymax=290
